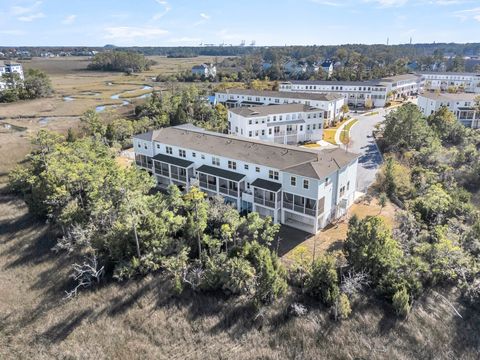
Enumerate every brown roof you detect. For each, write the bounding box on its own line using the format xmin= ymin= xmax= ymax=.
xmin=229 ymin=103 xmax=319 ymax=117
xmin=218 ymin=89 xmax=343 ymax=102
xmin=135 ymin=124 xmax=358 ymax=180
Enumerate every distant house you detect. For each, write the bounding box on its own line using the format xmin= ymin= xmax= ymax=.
xmin=406 ymin=61 xmax=419 ymax=72
xmin=283 ymin=60 xmax=307 ymax=75
xmin=0 ymin=61 xmax=24 ymax=91
xmin=321 ymin=60 xmax=334 ymax=78
xmin=192 ymin=63 xmax=217 ymax=78
xmin=307 ymin=62 xmax=320 ymax=73
xmin=262 ymin=62 xmax=273 ymax=71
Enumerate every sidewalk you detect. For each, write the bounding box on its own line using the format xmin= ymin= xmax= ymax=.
xmin=334 ymin=117 xmax=358 ymax=144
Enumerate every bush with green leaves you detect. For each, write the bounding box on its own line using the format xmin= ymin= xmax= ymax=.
xmin=241 ymin=241 xmax=287 ymax=304
xmin=392 ymin=287 xmax=411 ymax=317
xmin=304 ymin=255 xmax=340 ymax=306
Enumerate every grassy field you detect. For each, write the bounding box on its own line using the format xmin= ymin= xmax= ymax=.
xmin=0 ymin=55 xmax=221 ymax=184
xmin=0 ymin=189 xmax=479 ymax=359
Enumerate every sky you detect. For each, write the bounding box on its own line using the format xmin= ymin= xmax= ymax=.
xmin=0 ymin=0 xmax=479 ymax=47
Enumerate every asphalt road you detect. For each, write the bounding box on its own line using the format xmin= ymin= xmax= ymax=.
xmin=348 ymin=109 xmax=389 ymax=192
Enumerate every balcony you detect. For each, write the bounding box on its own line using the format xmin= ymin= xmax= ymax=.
xmin=136 ymin=160 xmax=152 ymax=169
xmin=219 ymin=185 xmax=239 ymax=197
xmin=199 ymin=181 xmax=217 ymax=191
xmin=283 ymin=201 xmax=318 ymax=216
xmin=171 ymin=173 xmax=187 ymax=183
xmin=254 ymin=196 xmax=276 ymax=208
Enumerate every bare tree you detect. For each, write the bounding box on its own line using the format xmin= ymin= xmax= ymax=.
xmin=340 ymin=269 xmax=370 ymax=296
xmin=64 ymin=255 xmax=104 ymax=300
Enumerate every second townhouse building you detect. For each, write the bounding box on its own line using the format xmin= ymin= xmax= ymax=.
xmin=133 ymin=124 xmax=359 ymax=234
xmin=418 ymin=92 xmax=480 ymax=129
xmin=228 ymin=103 xmax=325 ymax=145
xmin=215 ymin=89 xmax=344 ymax=125
xmin=279 ymin=74 xmax=421 ymax=108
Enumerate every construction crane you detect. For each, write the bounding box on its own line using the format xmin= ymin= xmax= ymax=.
xmin=240 ymin=40 xmax=246 ymax=47
xmin=250 ymin=40 xmax=256 ymax=46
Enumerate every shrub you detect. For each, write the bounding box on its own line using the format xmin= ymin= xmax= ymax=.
xmin=392 ymin=287 xmax=411 ymax=317
xmin=221 ymin=257 xmax=256 ymax=295
xmin=305 ymin=255 xmax=340 ymax=306
xmin=335 ymin=293 xmax=352 ymax=320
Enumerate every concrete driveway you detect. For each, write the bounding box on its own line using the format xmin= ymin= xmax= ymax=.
xmin=347 ymin=109 xmax=390 ymax=191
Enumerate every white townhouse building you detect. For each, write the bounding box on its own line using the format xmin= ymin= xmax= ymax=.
xmin=0 ymin=61 xmax=24 ymax=90
xmin=215 ymin=89 xmax=344 ymax=125
xmin=419 ymin=71 xmax=480 ymax=93
xmin=279 ymin=74 xmax=421 ymax=108
xmin=133 ymin=124 xmax=359 ymax=234
xmin=418 ymin=92 xmax=480 ymax=129
xmin=228 ymin=103 xmax=325 ymax=145
xmin=191 ymin=63 xmax=217 ymax=78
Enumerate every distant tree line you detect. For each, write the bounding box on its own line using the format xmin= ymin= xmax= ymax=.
xmin=87 ymin=51 xmax=156 ymax=73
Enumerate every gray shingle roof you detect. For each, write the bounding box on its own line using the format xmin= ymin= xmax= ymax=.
xmin=197 ymin=165 xmax=246 ymax=182
xmin=153 ymin=153 xmax=194 ymax=168
xmin=230 ymin=103 xmax=319 ymax=117
xmin=419 ymin=92 xmax=477 ymax=101
xmin=135 ymin=125 xmax=359 ymax=180
xmin=219 ymin=89 xmax=343 ymax=102
xmin=251 ymin=178 xmax=282 ymax=192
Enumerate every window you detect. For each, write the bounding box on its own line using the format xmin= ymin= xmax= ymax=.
xmin=228 ymin=160 xmax=237 ymax=170
xmin=156 ymin=144 xmax=160 ymax=149
xmin=347 ymin=181 xmax=350 ymax=191
xmin=179 ymin=149 xmax=186 ymax=158
xmin=256 ymin=167 xmax=260 ymax=173
xmin=144 ymin=144 xmax=148 ymax=149
xmin=269 ymin=170 xmax=279 ymax=180
xmin=269 ymin=128 xmax=272 ymax=135
xmin=166 ymin=146 xmax=173 ymax=155
xmin=212 ymin=157 xmax=220 ymax=166
xmin=201 ymin=154 xmax=205 ymax=160
xmin=247 ymin=182 xmax=250 ymax=189
xmin=261 ymin=130 xmax=265 ymax=136
xmin=244 ymin=164 xmax=249 ymax=170
xmin=291 ymin=176 xmax=296 ymax=186
xmin=249 ymin=131 xmax=252 ymax=137
xmin=249 ymin=120 xmax=252 ymax=125
xmin=303 ymin=179 xmax=309 ymax=189
xmin=192 ymin=152 xmax=196 ymax=158
xmin=137 ymin=143 xmax=141 ymax=148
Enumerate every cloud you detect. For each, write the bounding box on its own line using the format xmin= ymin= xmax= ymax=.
xmin=104 ymin=26 xmax=169 ymax=41
xmin=18 ymin=12 xmax=45 ymax=22
xmin=0 ymin=29 xmax=26 ymax=36
xmin=455 ymin=6 xmax=480 ymax=21
xmin=62 ymin=15 xmax=77 ymax=25
xmin=152 ymin=0 xmax=171 ymax=20
xmin=11 ymin=1 xmax=45 ymax=21
xmin=364 ymin=0 xmax=408 ymax=7
xmin=310 ymin=0 xmax=346 ymax=6
xmin=200 ymin=13 xmax=210 ymax=20
xmin=10 ymin=1 xmax=42 ymax=15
